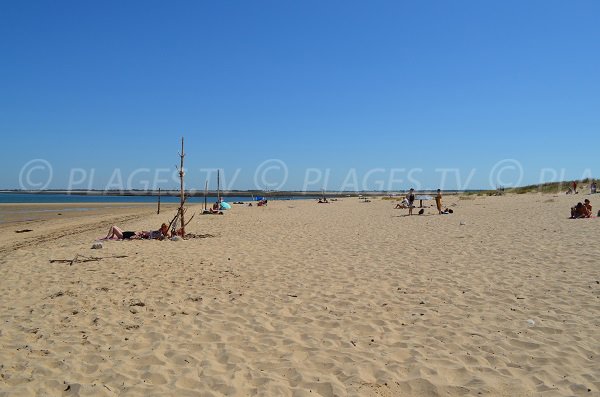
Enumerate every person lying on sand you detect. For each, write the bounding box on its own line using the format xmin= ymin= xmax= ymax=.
xmin=103 ymin=223 xmax=170 ymax=240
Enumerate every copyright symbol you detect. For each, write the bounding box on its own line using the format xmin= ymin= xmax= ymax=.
xmin=489 ymin=159 xmax=523 ymax=189
xmin=254 ymin=159 xmax=288 ymax=190
xmin=19 ymin=159 xmax=53 ymax=190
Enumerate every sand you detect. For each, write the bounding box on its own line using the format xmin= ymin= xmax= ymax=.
xmin=0 ymin=194 xmax=598 ymax=396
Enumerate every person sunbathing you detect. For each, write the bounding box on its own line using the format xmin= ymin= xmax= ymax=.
xmin=584 ymin=199 xmax=592 ymax=215
xmin=103 ymin=223 xmax=170 ymax=240
xmin=571 ymin=203 xmax=591 ymax=219
xmin=208 ymin=202 xmax=224 ymax=214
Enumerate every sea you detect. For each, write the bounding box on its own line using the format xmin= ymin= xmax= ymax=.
xmin=0 ymin=193 xmax=323 ymax=223
xmin=0 ymin=193 xmax=318 ymax=204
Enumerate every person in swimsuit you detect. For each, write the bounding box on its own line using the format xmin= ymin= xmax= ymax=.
xmin=584 ymin=199 xmax=592 ymax=215
xmin=407 ymin=188 xmax=415 ymax=216
xmin=571 ymin=203 xmax=590 ymax=219
xmin=394 ymin=197 xmax=410 ymax=209
xmin=144 ymin=223 xmax=170 ymax=239
xmin=435 ymin=189 xmax=443 ymax=214
xmin=103 ymin=223 xmax=169 ymax=240
xmin=209 ymin=202 xmax=224 ymax=214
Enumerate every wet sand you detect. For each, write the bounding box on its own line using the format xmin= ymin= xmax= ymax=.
xmin=0 ymin=203 xmax=160 ymax=225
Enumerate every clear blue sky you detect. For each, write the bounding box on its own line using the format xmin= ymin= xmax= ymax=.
xmin=1 ymin=1 xmax=598 ymax=191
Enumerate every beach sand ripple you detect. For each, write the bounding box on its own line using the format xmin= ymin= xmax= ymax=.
xmin=0 ymin=195 xmax=599 ymax=396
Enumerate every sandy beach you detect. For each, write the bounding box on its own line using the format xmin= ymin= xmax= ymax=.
xmin=0 ymin=193 xmax=598 ymax=396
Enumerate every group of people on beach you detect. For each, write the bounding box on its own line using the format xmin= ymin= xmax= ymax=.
xmin=570 ymin=199 xmax=594 ymax=219
xmin=393 ymin=184 xmax=596 ymax=220
xmin=394 ymin=188 xmax=452 ymax=215
xmin=567 ymin=180 xmax=598 ymax=218
xmin=567 ymin=180 xmax=597 ymax=195
xmin=101 ymin=187 xmax=595 ymax=242
xmin=206 ymin=202 xmax=224 ymax=214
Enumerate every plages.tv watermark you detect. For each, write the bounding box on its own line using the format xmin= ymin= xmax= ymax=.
xmin=17 ymin=158 xmax=595 ymax=192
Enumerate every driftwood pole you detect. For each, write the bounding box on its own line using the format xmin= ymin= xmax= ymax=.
xmin=204 ymin=180 xmax=208 ymax=211
xmin=178 ymin=137 xmax=185 ymax=235
xmin=217 ymin=169 xmax=221 ymax=203
xmin=157 ymin=188 xmax=161 ymax=214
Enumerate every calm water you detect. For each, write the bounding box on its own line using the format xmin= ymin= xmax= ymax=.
xmin=0 ymin=193 xmax=317 ymax=204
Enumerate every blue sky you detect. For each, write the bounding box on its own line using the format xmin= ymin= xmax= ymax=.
xmin=1 ymin=1 xmax=599 ymax=191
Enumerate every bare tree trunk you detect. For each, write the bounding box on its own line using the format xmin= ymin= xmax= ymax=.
xmin=204 ymin=180 xmax=208 ymax=211
xmin=179 ymin=137 xmax=185 ymax=235
xmin=217 ymin=169 xmax=221 ymax=203
xmin=157 ymin=188 xmax=161 ymax=214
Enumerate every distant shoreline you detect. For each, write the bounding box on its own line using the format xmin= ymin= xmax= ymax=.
xmin=0 ymin=189 xmax=467 ymax=198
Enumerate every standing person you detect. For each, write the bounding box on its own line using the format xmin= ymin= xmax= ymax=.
xmin=591 ymin=181 xmax=597 ymax=194
xmin=573 ymin=181 xmax=578 ymax=194
xmin=407 ymin=188 xmax=416 ymax=216
xmin=435 ymin=189 xmax=443 ymax=214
